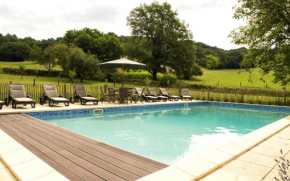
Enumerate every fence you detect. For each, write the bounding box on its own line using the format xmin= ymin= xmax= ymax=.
xmin=0 ymin=82 xmax=289 ymax=106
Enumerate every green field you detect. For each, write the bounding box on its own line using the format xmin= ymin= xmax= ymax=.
xmin=0 ymin=61 xmax=287 ymax=89
xmin=0 ymin=61 xmax=62 ymax=70
xmin=184 ymin=68 xmax=286 ymax=89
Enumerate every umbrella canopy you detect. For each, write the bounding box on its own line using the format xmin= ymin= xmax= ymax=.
xmin=98 ymin=58 xmax=146 ymax=68
xmin=98 ymin=58 xmax=147 ymax=87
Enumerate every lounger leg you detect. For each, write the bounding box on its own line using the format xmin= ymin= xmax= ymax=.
xmin=0 ymin=104 xmax=2 ymax=110
xmin=81 ymin=99 xmax=86 ymax=105
xmin=49 ymin=100 xmax=54 ymax=107
xmin=93 ymin=101 xmax=98 ymax=105
xmin=31 ymin=102 xmax=36 ymax=108
xmin=65 ymin=102 xmax=69 ymax=106
xmin=12 ymin=101 xmax=16 ymax=109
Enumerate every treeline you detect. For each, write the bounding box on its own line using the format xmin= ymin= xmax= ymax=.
xmin=0 ymin=34 xmax=59 ymax=61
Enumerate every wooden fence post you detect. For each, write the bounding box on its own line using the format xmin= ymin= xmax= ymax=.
xmin=64 ymin=83 xmax=67 ymax=98
xmin=241 ymin=89 xmax=244 ymax=103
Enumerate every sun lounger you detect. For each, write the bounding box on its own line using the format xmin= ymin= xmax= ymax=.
xmin=135 ymin=87 xmax=157 ymax=102
xmin=147 ymin=87 xmax=168 ymax=102
xmin=159 ymin=88 xmax=179 ymax=101
xmin=73 ymin=84 xmax=98 ymax=105
xmin=41 ymin=85 xmax=69 ymax=107
xmin=8 ymin=84 xmax=36 ymax=109
xmin=180 ymin=88 xmax=193 ymax=101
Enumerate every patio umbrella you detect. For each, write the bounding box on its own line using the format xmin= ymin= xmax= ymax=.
xmin=98 ymin=58 xmax=147 ymax=87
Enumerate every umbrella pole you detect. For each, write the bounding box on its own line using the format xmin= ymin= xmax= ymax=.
xmin=122 ymin=64 xmax=124 ymax=87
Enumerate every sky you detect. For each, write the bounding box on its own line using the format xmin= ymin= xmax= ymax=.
xmin=0 ymin=0 xmax=245 ymax=50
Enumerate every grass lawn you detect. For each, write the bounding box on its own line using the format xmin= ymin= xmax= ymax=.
xmin=0 ymin=61 xmax=62 ymax=70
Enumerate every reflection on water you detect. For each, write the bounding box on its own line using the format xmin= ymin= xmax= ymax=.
xmin=41 ymin=106 xmax=288 ymax=164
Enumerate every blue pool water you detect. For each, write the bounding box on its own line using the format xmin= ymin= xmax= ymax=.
xmin=37 ymin=105 xmax=289 ymax=164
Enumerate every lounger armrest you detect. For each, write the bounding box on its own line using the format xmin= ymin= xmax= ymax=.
xmin=87 ymin=95 xmax=93 ymax=97
xmin=26 ymin=96 xmax=32 ymax=98
xmin=59 ymin=95 xmax=64 ymax=97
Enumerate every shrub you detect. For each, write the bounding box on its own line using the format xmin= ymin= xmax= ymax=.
xmin=159 ymin=74 xmax=177 ymax=87
xmin=223 ymin=94 xmax=229 ymax=102
xmin=144 ymin=77 xmax=152 ymax=86
xmin=124 ymin=70 xmax=152 ymax=80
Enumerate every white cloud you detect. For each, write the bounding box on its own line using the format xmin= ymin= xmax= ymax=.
xmin=0 ymin=0 xmax=245 ymax=50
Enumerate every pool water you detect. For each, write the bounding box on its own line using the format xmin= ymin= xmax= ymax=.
xmin=40 ymin=106 xmax=289 ymax=164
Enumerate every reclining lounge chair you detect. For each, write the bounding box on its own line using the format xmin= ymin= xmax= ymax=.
xmin=135 ymin=87 xmax=157 ymax=102
xmin=180 ymin=88 xmax=193 ymax=101
xmin=73 ymin=84 xmax=98 ymax=105
xmin=147 ymin=87 xmax=168 ymax=102
xmin=8 ymin=84 xmax=36 ymax=109
xmin=40 ymin=85 xmax=69 ymax=107
xmin=159 ymin=88 xmax=179 ymax=101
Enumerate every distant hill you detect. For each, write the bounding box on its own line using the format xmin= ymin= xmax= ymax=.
xmin=195 ymin=42 xmax=248 ymax=69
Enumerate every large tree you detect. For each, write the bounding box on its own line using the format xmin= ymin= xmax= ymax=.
xmin=127 ymin=2 xmax=200 ymax=80
xmin=230 ymin=0 xmax=290 ymax=86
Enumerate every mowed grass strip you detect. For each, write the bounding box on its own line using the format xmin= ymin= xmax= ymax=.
xmin=0 ymin=73 xmax=136 ymax=87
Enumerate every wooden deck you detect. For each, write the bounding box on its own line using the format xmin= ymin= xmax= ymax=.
xmin=0 ymin=114 xmax=168 ymax=181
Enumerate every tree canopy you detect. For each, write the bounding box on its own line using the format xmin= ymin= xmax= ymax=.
xmin=127 ymin=2 xmax=200 ymax=80
xmin=62 ymin=28 xmax=123 ymax=61
xmin=230 ymin=0 xmax=290 ymax=86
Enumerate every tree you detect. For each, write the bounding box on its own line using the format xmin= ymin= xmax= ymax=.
xmin=127 ymin=2 xmax=199 ymax=80
xmin=203 ymin=54 xmax=220 ymax=69
xmin=68 ymin=69 xmax=76 ymax=84
xmin=230 ymin=0 xmax=290 ymax=85
xmin=18 ymin=65 xmax=25 ymax=79
xmin=30 ymin=44 xmax=70 ymax=76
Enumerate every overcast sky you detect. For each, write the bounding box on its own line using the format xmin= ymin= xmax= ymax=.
xmin=0 ymin=0 xmax=245 ymax=50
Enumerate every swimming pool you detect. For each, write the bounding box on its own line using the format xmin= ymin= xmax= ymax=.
xmin=29 ymin=102 xmax=290 ymax=164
